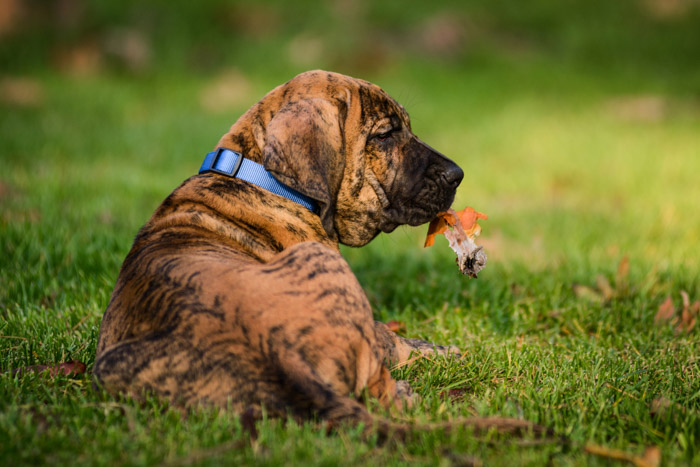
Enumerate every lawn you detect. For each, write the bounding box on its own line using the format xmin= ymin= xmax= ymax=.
xmin=1 ymin=1 xmax=699 ymax=465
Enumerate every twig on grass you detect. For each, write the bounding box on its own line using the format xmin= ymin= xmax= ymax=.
xmin=0 ymin=335 xmax=29 ymax=341
xmin=585 ymin=443 xmax=660 ymax=467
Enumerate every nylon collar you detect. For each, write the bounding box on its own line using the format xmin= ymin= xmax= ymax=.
xmin=199 ymin=147 xmax=319 ymax=214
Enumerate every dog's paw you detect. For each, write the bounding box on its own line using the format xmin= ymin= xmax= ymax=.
xmin=395 ymin=380 xmax=420 ymax=409
xmin=435 ymin=344 xmax=461 ymax=359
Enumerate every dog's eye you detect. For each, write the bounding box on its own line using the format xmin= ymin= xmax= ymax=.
xmin=375 ymin=130 xmax=393 ymax=142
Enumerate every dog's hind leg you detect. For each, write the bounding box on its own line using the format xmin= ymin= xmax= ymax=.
xmin=271 ymin=346 xmax=400 ymax=426
xmin=93 ymin=329 xmax=264 ymax=410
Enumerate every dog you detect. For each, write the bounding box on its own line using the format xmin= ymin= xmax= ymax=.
xmin=93 ymin=70 xmax=466 ymax=427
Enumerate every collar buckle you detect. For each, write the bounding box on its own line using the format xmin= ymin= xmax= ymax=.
xmin=199 ymin=148 xmax=244 ymax=177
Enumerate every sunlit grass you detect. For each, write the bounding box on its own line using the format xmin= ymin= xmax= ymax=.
xmin=2 ymin=59 xmax=699 ymax=466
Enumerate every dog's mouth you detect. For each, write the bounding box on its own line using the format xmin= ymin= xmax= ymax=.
xmin=379 ymin=168 xmax=461 ymax=233
xmin=375 ymin=139 xmax=463 ymax=234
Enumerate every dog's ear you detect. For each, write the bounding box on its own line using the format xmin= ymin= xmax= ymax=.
xmin=262 ymin=98 xmax=345 ymax=239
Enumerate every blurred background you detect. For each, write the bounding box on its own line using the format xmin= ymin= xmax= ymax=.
xmin=1 ymin=0 xmax=699 ymax=307
xmin=2 ymin=4 xmax=700 ymax=463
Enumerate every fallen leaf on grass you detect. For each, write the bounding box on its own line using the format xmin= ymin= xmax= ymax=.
xmin=439 ymin=387 xmax=468 ymax=402
xmin=649 ymin=397 xmax=671 ymax=416
xmin=654 ymin=292 xmax=698 ymax=333
xmin=573 ymin=256 xmax=631 ymax=302
xmin=616 ymin=255 xmax=630 ymax=295
xmin=679 ymin=291 xmax=698 ymax=332
xmin=386 ymin=320 xmax=406 ymax=334
xmin=585 ymin=443 xmax=660 ymax=467
xmin=572 ymin=284 xmax=604 ymax=303
xmin=654 ymin=296 xmax=675 ymax=323
xmin=650 ymin=396 xmax=686 ymax=417
xmin=642 ymin=447 xmax=661 ymax=467
xmin=10 ymin=360 xmax=87 ymax=377
xmin=596 ymin=275 xmax=616 ymax=301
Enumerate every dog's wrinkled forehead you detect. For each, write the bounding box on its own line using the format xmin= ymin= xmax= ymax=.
xmin=284 ymin=70 xmax=410 ymax=129
xmin=358 ymin=84 xmax=410 ymax=129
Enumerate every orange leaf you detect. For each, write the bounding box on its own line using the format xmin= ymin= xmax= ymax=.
xmin=424 ymin=211 xmax=457 ymax=247
xmin=11 ymin=360 xmax=87 ymax=377
xmin=677 ymin=292 xmax=698 ymax=333
xmin=654 ymin=296 xmax=675 ymax=323
xmin=585 ymin=443 xmax=661 ymax=467
xmin=424 ymin=207 xmax=486 ymax=247
xmin=616 ymin=255 xmax=630 ymax=295
xmin=573 ymin=284 xmax=604 ymax=303
xmin=455 ymin=206 xmax=488 ymax=237
xmin=424 ymin=207 xmax=488 ymax=277
xmin=386 ymin=320 xmax=406 ymax=334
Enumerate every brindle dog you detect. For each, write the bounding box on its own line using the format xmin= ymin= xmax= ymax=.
xmin=94 ymin=70 xmax=465 ymax=426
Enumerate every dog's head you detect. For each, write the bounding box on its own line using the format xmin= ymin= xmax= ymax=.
xmin=220 ymin=70 xmax=463 ymax=247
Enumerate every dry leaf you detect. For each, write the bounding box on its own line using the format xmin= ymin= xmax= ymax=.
xmin=424 ymin=211 xmax=455 ymax=247
xmin=654 ymin=296 xmax=675 ymax=323
xmin=650 ymin=396 xmax=685 ymax=417
xmin=573 ymin=257 xmax=630 ymax=302
xmin=596 ymin=275 xmax=616 ymax=301
xmin=424 ymin=207 xmax=487 ymax=247
xmin=11 ymin=360 xmax=87 ymax=377
xmin=616 ymin=256 xmax=630 ymax=295
xmin=455 ymin=207 xmax=488 ymax=238
xmin=585 ymin=443 xmax=661 ymax=467
xmin=650 ymin=397 xmax=671 ymax=417
xmin=642 ymin=446 xmax=661 ymax=467
xmin=654 ymin=292 xmax=698 ymax=333
xmin=678 ymin=292 xmax=698 ymax=333
xmin=386 ymin=320 xmax=406 ymax=334
xmin=424 ymin=207 xmax=488 ymax=277
xmin=573 ymin=284 xmax=604 ymax=303
xmin=680 ymin=290 xmax=690 ymax=310
xmin=439 ymin=387 xmax=467 ymax=402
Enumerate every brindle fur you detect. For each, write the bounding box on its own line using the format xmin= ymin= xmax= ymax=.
xmin=94 ymin=70 xmax=465 ymax=426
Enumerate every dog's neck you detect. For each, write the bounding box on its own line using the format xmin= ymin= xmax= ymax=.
xmin=142 ymin=175 xmax=338 ymax=263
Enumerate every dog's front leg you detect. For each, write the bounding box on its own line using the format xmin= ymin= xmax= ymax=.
xmin=373 ymin=321 xmax=460 ymax=366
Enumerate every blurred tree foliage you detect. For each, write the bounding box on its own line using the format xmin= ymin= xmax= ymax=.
xmin=1 ymin=0 xmax=699 ymax=86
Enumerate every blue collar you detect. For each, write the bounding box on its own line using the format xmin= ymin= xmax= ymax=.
xmin=199 ymin=147 xmax=319 ymax=214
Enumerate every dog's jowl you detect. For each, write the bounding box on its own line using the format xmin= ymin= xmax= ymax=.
xmin=94 ymin=70 xmax=464 ymax=425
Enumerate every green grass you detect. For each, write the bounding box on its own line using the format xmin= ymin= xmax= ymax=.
xmin=2 ymin=1 xmax=700 ymax=465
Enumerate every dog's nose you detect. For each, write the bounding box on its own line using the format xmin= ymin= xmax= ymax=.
xmin=443 ymin=164 xmax=464 ymax=188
